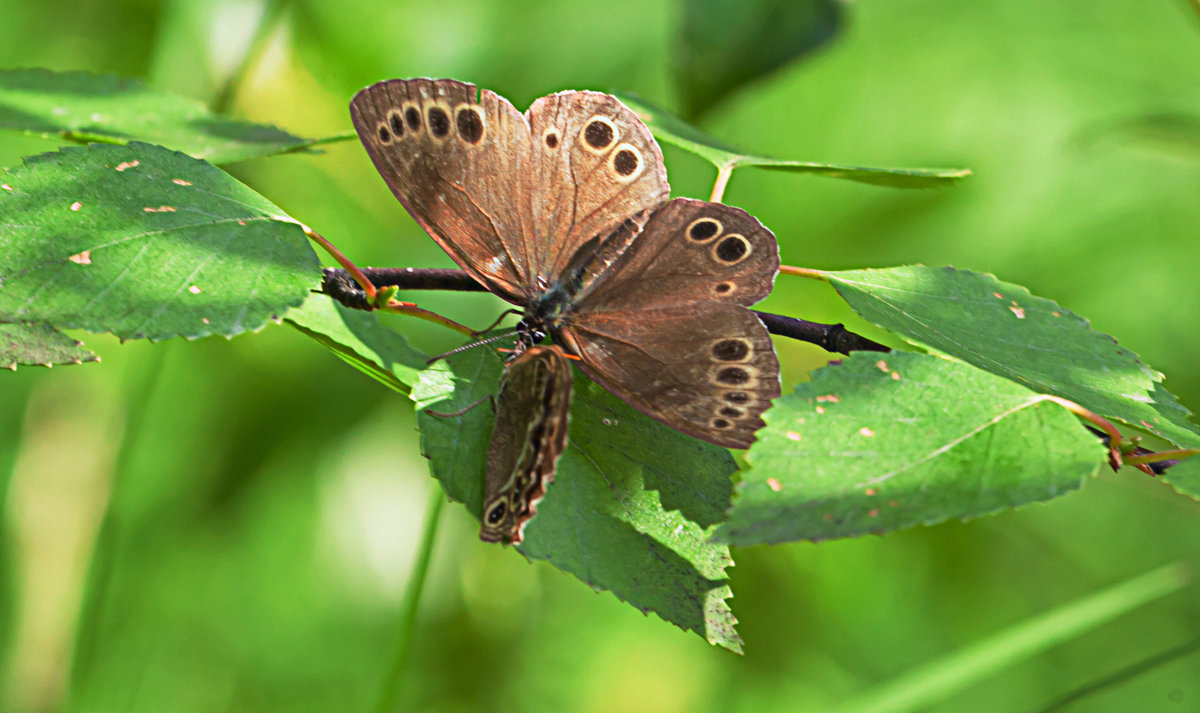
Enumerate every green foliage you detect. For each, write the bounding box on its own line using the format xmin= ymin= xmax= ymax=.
xmin=1162 ymin=455 xmax=1200 ymax=499
xmin=826 ymin=266 xmax=1200 ymax=449
xmin=0 ymin=321 xmax=97 ymax=368
xmin=1 ymin=3 xmax=1199 ymax=712
xmin=718 ymin=351 xmax=1103 ymax=545
xmin=0 ymin=141 xmax=319 ymax=343
xmin=831 ymin=563 xmax=1191 ymax=713
xmin=674 ymin=0 xmax=842 ymax=117
xmin=414 ymin=345 xmax=742 ymax=650
xmin=619 ymin=93 xmax=971 ymax=189
xmin=0 ymin=69 xmax=316 ymax=163
xmin=285 ymin=295 xmax=427 ymax=394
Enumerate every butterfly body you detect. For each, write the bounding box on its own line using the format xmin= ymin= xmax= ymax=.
xmin=352 ymin=78 xmax=782 ymax=451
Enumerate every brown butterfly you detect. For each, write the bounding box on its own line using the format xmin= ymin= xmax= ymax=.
xmin=351 ymin=78 xmax=781 ymax=454
xmin=479 ymin=344 xmax=572 ymax=544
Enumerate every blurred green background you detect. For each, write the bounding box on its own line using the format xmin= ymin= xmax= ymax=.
xmin=2 ymin=0 xmax=1199 ymax=711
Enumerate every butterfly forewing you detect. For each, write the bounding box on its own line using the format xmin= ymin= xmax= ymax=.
xmin=563 ymin=199 xmax=782 ymax=449
xmin=351 ymin=80 xmax=669 ymax=302
xmin=481 ymin=345 xmax=574 ymax=544
xmin=350 ymin=78 xmax=533 ymax=302
xmin=524 ymin=91 xmax=669 ymax=282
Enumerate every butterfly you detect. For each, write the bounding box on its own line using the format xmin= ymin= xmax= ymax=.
xmin=351 ymin=78 xmax=781 ymax=450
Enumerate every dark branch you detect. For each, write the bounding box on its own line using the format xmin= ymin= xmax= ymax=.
xmin=752 ymin=312 xmax=889 ymax=354
xmin=318 ymin=267 xmax=1182 ymax=475
xmin=319 ymin=267 xmax=890 ymax=355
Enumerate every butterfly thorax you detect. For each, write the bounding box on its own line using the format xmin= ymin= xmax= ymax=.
xmin=517 ymin=278 xmax=581 ymax=349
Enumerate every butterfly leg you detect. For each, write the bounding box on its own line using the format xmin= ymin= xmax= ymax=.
xmin=424 ymin=394 xmax=495 ymax=418
xmin=471 ymin=309 xmax=522 ymax=338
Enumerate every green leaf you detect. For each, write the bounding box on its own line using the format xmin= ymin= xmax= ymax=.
xmin=414 ymin=346 xmax=743 ymax=651
xmin=1161 ymin=454 xmax=1200 ymax=501
xmin=284 ymin=294 xmax=428 ymax=394
xmin=674 ymin=0 xmax=842 ymax=118
xmin=0 ymin=142 xmax=320 ymax=341
xmin=617 ymin=93 xmax=971 ymax=188
xmin=0 ymin=68 xmax=316 ymax=164
xmin=716 ymin=352 xmax=1103 ymax=546
xmin=0 ymin=321 xmax=97 ymax=369
xmin=825 ymin=266 xmax=1200 ymax=449
xmin=831 ymin=563 xmax=1191 ymax=713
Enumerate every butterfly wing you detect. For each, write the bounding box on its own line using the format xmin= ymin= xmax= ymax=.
xmin=351 ymin=78 xmax=534 ymax=302
xmin=351 ymin=80 xmax=669 ymax=302
xmin=481 ymin=345 xmax=574 ymax=544
xmin=523 ymin=91 xmax=669 ymax=281
xmin=561 ymin=198 xmax=781 ymax=449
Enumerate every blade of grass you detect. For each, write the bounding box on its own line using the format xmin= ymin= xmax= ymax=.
xmin=1034 ymin=637 xmax=1200 ymax=713
xmin=66 ymin=344 xmax=170 ymax=701
xmin=374 ymin=485 xmax=445 ymax=713
xmin=834 ymin=562 xmax=1191 ymax=713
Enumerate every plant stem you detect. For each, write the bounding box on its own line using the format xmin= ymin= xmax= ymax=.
xmin=709 ymin=163 xmax=734 ymax=203
xmin=1124 ymin=449 xmax=1199 ymax=466
xmin=779 ymin=265 xmax=829 ymax=280
xmin=373 ymin=486 xmax=445 ymax=713
xmin=211 ymin=0 xmax=287 ymax=115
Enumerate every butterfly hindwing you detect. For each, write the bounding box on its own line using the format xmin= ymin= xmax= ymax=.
xmin=563 ymin=199 xmax=781 ymax=449
xmin=481 ymin=345 xmax=573 ymax=544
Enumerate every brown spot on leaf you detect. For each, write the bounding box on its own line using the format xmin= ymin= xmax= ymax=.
xmin=70 ymin=201 xmax=82 ymax=211
xmin=865 ymin=488 xmax=877 ymax=496
xmin=115 ymin=160 xmax=140 ymax=172
xmin=144 ymin=206 xmax=176 ymax=213
xmin=767 ymin=478 xmax=782 ymax=492
xmin=786 ymin=431 xmax=801 ymax=441
xmin=859 ymin=427 xmax=875 ymax=437
xmin=68 ymin=251 xmax=91 ymax=265
xmin=1009 ymin=306 xmax=1026 ymax=319
xmin=876 ymin=360 xmax=889 ymax=372
xmin=868 ymin=509 xmax=880 ymax=518
xmin=188 ymin=285 xmax=202 ymax=294
xmin=816 ymin=395 xmax=839 ymax=403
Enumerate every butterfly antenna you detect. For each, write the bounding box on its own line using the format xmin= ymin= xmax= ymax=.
xmin=426 ymin=330 xmax=517 ymax=365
